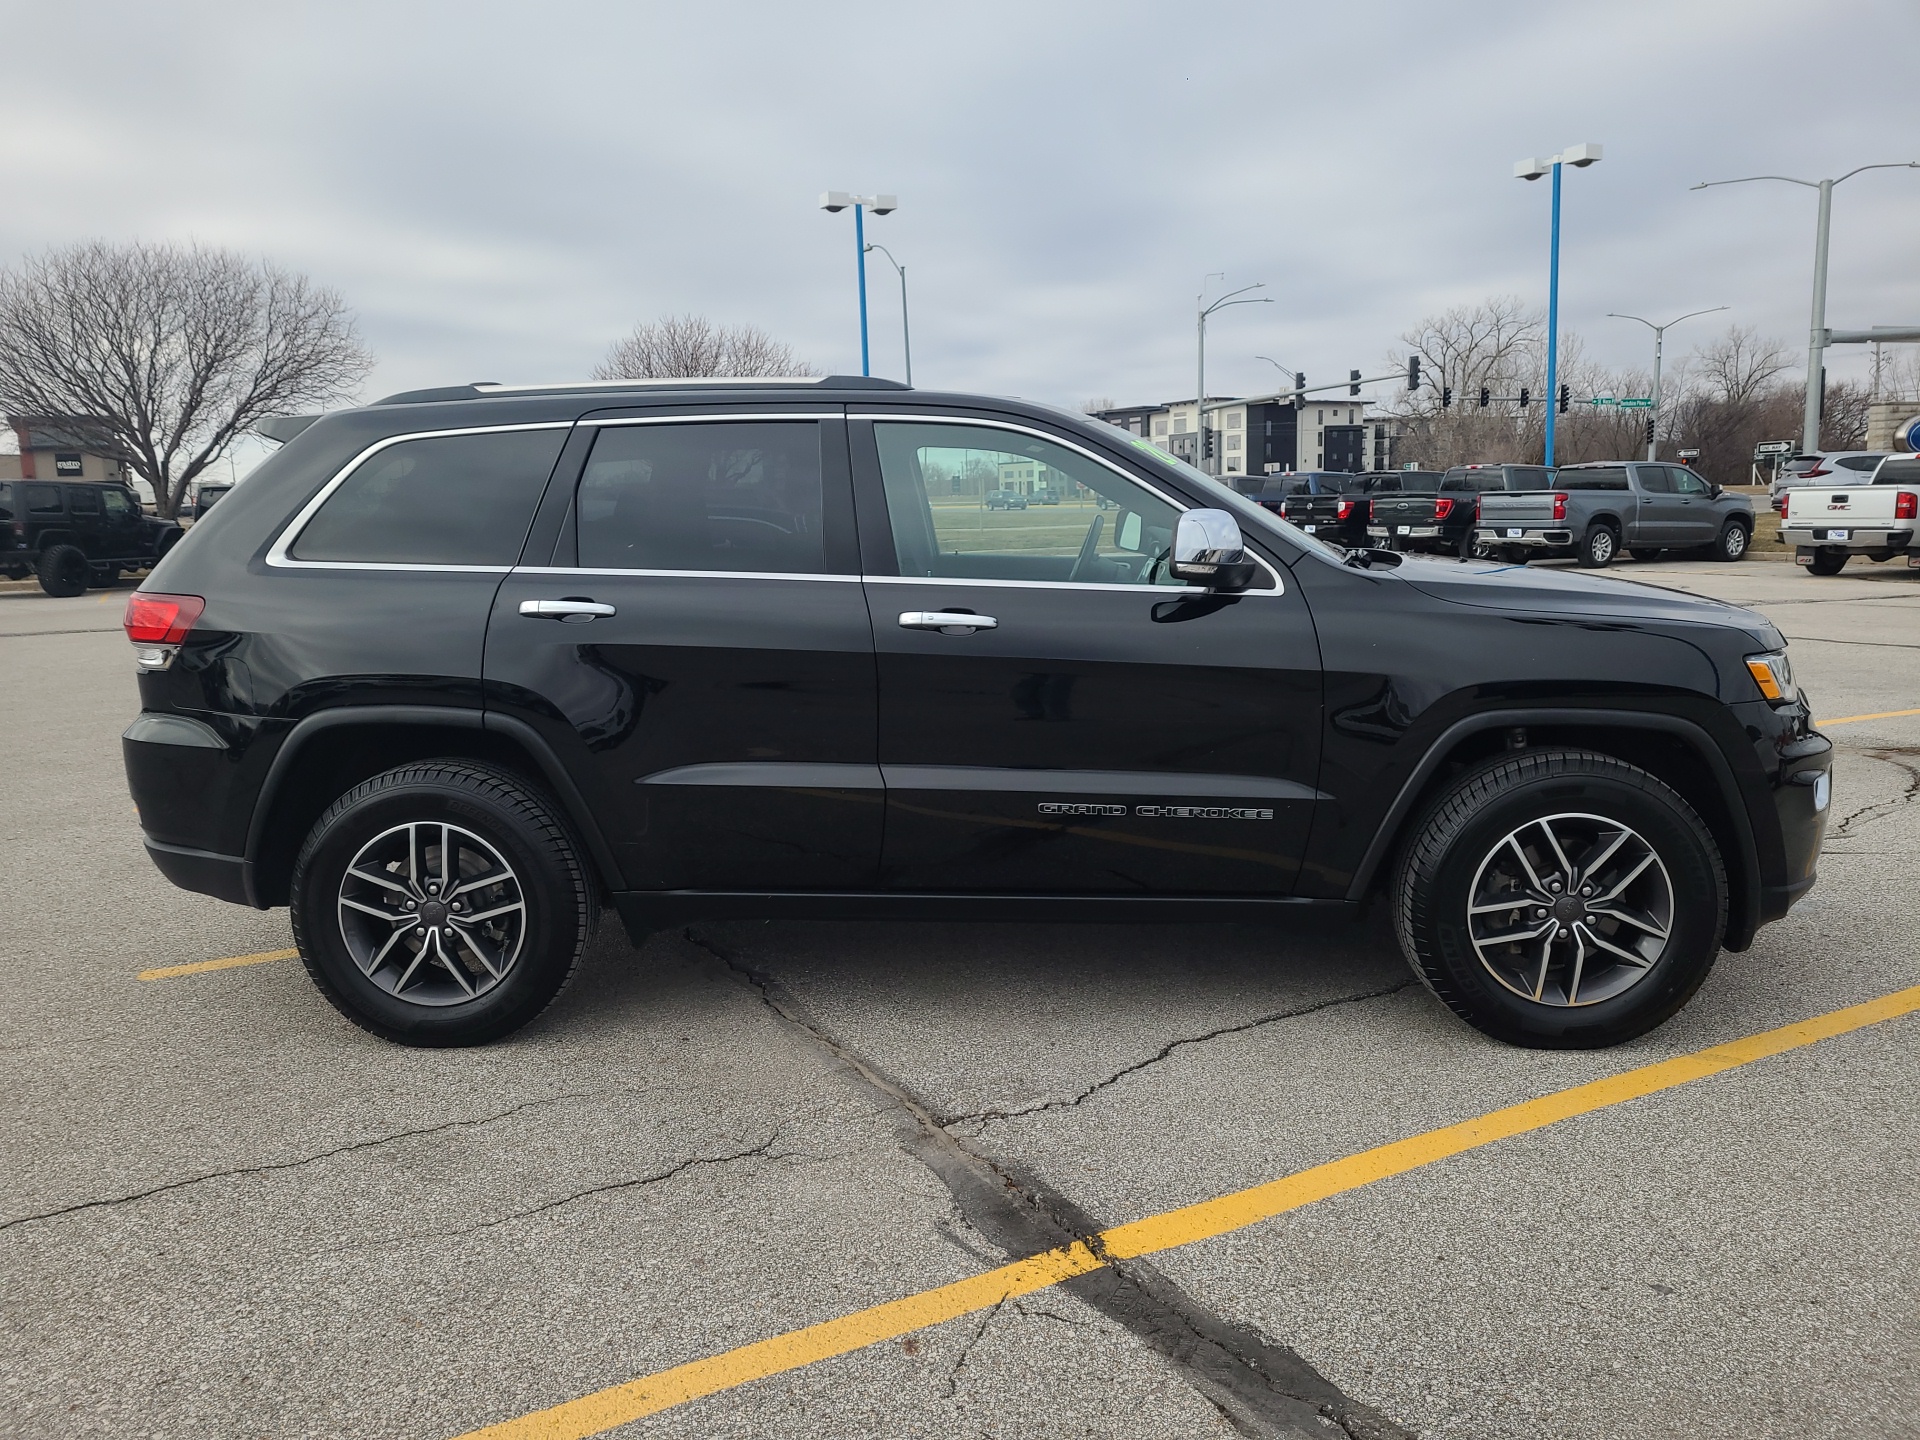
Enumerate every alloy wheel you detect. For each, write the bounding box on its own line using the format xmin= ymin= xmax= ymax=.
xmin=1465 ymin=812 xmax=1674 ymax=1007
xmin=336 ymin=821 xmax=526 ymax=1006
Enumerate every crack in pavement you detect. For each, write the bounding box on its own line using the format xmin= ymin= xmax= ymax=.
xmin=683 ymin=927 xmax=1411 ymax=1440
xmin=1830 ymin=748 xmax=1920 ymax=839
xmin=947 ymin=982 xmax=1418 ymax=1129
xmin=942 ymin=1296 xmax=1006 ymax=1398
xmin=0 ymin=1091 xmax=598 ymax=1235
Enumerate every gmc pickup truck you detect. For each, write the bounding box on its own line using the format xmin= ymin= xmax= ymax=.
xmin=1779 ymin=454 xmax=1920 ymax=575
xmin=1475 ymin=462 xmax=1754 ymax=568
xmin=1370 ymin=464 xmax=1551 ymax=557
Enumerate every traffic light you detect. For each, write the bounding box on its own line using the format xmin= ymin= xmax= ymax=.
xmin=1294 ymin=372 xmax=1306 ymax=396
xmin=1441 ymin=386 xmax=1453 ymax=409
xmin=1557 ymin=384 xmax=1570 ymax=414
xmin=1202 ymin=427 xmax=1215 ymax=460
xmin=1349 ymin=369 xmax=1361 ymax=397
xmin=1407 ymin=356 xmax=1420 ymax=391
xmin=1644 ymin=418 xmax=1656 ymax=446
xmin=1518 ymin=387 xmax=1530 ymax=408
xmin=1478 ymin=386 xmax=1491 ymax=408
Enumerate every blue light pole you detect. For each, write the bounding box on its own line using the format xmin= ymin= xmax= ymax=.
xmin=1514 ymin=145 xmax=1602 ymax=466
xmin=819 ymin=191 xmax=898 ymax=377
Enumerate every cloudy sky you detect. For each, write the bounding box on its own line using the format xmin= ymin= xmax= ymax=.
xmin=3 ymin=0 xmax=1916 ymax=445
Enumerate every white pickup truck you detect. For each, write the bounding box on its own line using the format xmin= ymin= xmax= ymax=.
xmin=1778 ymin=454 xmax=1920 ymax=576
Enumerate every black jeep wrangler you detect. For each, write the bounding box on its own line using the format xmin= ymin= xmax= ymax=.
xmin=1 ymin=479 xmax=183 ymax=595
xmin=121 ymin=378 xmax=1831 ymax=1051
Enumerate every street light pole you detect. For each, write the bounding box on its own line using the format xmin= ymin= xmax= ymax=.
xmin=865 ymin=243 xmax=911 ymax=386
xmin=818 ymin=191 xmax=899 ymax=378
xmin=1606 ymin=306 xmax=1728 ymax=459
xmin=1692 ymin=163 xmax=1917 ymax=452
xmin=1196 ymin=279 xmax=1271 ymax=474
xmin=1515 ymin=145 xmax=1602 ymax=467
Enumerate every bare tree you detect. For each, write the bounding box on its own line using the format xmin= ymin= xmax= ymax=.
xmin=595 ymin=314 xmax=816 ymax=380
xmin=1691 ymin=325 xmax=1793 ymax=408
xmin=1083 ymin=396 xmax=1117 ymax=414
xmin=0 ymin=241 xmax=373 ymax=518
xmin=1382 ymin=297 xmax=1547 ymax=467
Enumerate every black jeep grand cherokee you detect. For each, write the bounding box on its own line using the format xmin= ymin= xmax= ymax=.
xmin=123 ymin=377 xmax=1830 ymax=1050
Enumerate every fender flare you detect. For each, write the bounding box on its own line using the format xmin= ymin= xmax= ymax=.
xmin=1347 ymin=707 xmax=1763 ymax=949
xmin=242 ymin=706 xmax=624 ymax=904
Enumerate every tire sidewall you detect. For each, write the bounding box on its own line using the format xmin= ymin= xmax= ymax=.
xmin=1412 ymin=769 xmax=1723 ymax=1046
xmin=292 ymin=775 xmax=581 ymax=1045
xmin=1718 ymin=523 xmax=1749 ymax=561
xmin=38 ymin=545 xmax=88 ymax=597
xmin=1580 ymin=525 xmax=1617 ymax=567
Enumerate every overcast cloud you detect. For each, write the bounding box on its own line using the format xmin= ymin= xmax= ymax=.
xmin=2 ymin=0 xmax=1916 ymax=439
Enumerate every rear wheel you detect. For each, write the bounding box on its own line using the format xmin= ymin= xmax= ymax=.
xmin=1805 ymin=548 xmax=1849 ymax=576
xmin=1576 ymin=524 xmax=1619 ymax=568
xmin=36 ymin=544 xmax=88 ymax=597
xmin=290 ymin=761 xmax=595 ymax=1047
xmin=1714 ymin=522 xmax=1750 ymax=562
xmin=1394 ymin=749 xmax=1726 ymax=1048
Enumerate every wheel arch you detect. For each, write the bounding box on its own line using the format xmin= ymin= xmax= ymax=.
xmin=1348 ymin=708 xmax=1762 ymax=951
xmin=244 ymin=707 xmax=622 ymax=909
xmin=1586 ymin=512 xmax=1623 ymax=534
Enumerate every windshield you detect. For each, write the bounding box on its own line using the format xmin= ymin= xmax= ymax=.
xmin=1120 ymin=436 xmax=1342 ymax=563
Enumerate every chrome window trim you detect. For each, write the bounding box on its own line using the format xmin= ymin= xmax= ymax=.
xmin=851 ymin=412 xmax=1284 ymax=594
xmin=580 ymin=411 xmax=842 ymax=427
xmin=513 ymin=566 xmax=862 ymax=583
xmin=864 ymin=574 xmax=1209 ymax=596
xmin=266 ymin=421 xmax=574 ymax=571
xmin=479 ymin=379 xmax=832 ymax=394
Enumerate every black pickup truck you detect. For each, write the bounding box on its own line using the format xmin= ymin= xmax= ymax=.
xmin=0 ymin=479 xmax=184 ymax=595
xmin=1279 ymin=471 xmax=1442 ymax=548
xmin=1368 ymin=464 xmax=1553 ymax=557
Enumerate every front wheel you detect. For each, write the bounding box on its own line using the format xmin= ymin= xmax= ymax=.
xmin=1394 ymin=750 xmax=1727 ymax=1048
xmin=1714 ymin=523 xmax=1750 ymax=562
xmin=1576 ymin=524 xmax=1619 ymax=568
xmin=290 ymin=761 xmax=596 ymax=1046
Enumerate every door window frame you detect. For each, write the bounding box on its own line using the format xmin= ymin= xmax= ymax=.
xmin=849 ymin=412 xmax=1284 ymax=595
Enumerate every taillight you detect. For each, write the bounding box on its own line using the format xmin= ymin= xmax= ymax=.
xmin=1779 ymin=492 xmax=1789 ymax=520
xmin=1552 ymin=492 xmax=1568 ymax=522
xmin=124 ymin=592 xmax=204 ymax=644
xmin=1433 ymin=497 xmax=1454 ymax=520
xmin=1801 ymin=464 xmax=1829 ymax=479
xmin=1898 ymin=491 xmax=1918 ymax=521
xmin=1369 ymin=500 xmax=1379 ymax=519
xmin=1474 ymin=495 xmax=1482 ymax=522
xmin=1336 ymin=500 xmax=1353 ymax=520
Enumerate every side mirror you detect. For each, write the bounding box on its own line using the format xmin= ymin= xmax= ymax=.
xmin=1710 ymin=484 xmax=1724 ymax=498
xmin=1170 ymin=509 xmax=1257 ymax=592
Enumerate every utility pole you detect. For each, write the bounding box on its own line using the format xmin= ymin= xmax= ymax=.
xmin=1607 ymin=306 xmax=1727 ymax=459
xmin=865 ymin=243 xmax=911 ymax=385
xmin=818 ymin=191 xmax=899 ymax=377
xmin=1196 ymin=279 xmax=1270 ymax=474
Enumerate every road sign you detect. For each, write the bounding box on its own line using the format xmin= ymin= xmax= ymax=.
xmin=1618 ymin=398 xmax=1653 ymax=409
xmin=1897 ymin=415 xmax=1920 ymax=453
xmin=1590 ymin=396 xmax=1619 ymax=407
xmin=1755 ymin=440 xmax=1794 ymax=457
xmin=1678 ymin=448 xmax=1700 ymax=460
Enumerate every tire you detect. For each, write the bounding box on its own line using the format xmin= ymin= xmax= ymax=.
xmin=1576 ymin=524 xmax=1619 ymax=568
xmin=1393 ymin=749 xmax=1726 ymax=1049
xmin=1713 ymin=522 xmax=1750 ymax=562
xmin=36 ymin=544 xmax=89 ymax=597
xmin=1456 ymin=529 xmax=1476 ymax=559
xmin=290 ymin=760 xmax=596 ymax=1047
xmin=1807 ymin=548 xmax=1848 ymax=576
xmin=1630 ymin=548 xmax=1663 ymax=563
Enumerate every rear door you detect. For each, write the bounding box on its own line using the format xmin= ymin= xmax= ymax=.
xmin=483 ymin=408 xmax=882 ymax=892
xmin=856 ymin=412 xmax=1322 ymax=896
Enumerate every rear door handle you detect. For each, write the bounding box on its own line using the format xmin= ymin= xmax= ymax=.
xmin=519 ymin=598 xmax=616 ymax=621
xmin=899 ymin=610 xmax=997 ymax=632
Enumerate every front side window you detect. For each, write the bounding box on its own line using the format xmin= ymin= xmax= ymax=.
xmin=290 ymin=428 xmax=566 ymax=566
xmin=1669 ymin=467 xmax=1709 ymax=496
xmin=1637 ymin=466 xmax=1673 ymax=493
xmin=101 ymin=488 xmax=133 ymax=518
xmin=577 ymin=421 xmax=825 ymax=573
xmin=874 ymin=422 xmax=1185 ymax=586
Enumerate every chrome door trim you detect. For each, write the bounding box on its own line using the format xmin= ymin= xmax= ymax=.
xmin=266 ymin=421 xmax=574 ymax=572
xmin=511 ymin=566 xmax=863 ymax=583
xmin=579 ymin=411 xmax=843 ymax=427
xmin=898 ymin=610 xmax=998 ymax=631
xmin=865 ymin=573 xmax=1208 ymax=596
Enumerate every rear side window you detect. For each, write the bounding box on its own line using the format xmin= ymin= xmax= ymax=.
xmin=290 ymin=428 xmax=567 ymax=566
xmin=68 ymin=486 xmax=101 ymax=515
xmin=577 ymin=421 xmax=826 ymax=573
xmin=1561 ymin=467 xmax=1629 ymax=491
xmin=1874 ymin=458 xmax=1920 ymax=484
xmin=1838 ymin=455 xmax=1884 ymax=472
xmin=26 ymin=484 xmax=61 ymax=513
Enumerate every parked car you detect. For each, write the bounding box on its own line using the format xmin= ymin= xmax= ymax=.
xmin=124 ymin=375 xmax=1828 ymax=1052
xmin=187 ymin=483 xmax=233 ymax=520
xmin=1253 ymin=471 xmax=1351 ymax=516
xmin=0 ymin=479 xmax=184 ymax=595
xmin=1031 ymin=485 xmax=1062 ymax=505
xmin=985 ymin=489 xmax=1027 ymax=510
xmin=1370 ymin=464 xmax=1552 ymax=556
xmin=1769 ymin=452 xmax=1888 ymax=512
xmin=1778 ymin=453 xmax=1920 ymax=575
xmin=1477 ymin=462 xmax=1754 ymax=568
xmin=1280 ymin=471 xmax=1441 ymax=548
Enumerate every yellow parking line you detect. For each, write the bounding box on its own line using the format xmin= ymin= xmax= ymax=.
xmin=1819 ymin=707 xmax=1920 ymax=727
xmin=138 ymin=948 xmax=298 ymax=981
xmin=453 ymin=982 xmax=1920 ymax=1440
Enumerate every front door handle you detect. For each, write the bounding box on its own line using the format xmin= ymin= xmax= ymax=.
xmin=899 ymin=610 xmax=998 ymax=632
xmin=520 ymin=598 xmax=616 ymax=622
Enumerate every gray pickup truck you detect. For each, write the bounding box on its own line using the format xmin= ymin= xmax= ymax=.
xmin=1474 ymin=461 xmax=1755 ymax=568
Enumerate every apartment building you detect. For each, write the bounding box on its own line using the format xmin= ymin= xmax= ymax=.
xmin=1092 ymin=394 xmax=1382 ymax=484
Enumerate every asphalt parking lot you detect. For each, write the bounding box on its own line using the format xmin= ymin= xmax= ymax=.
xmin=2 ymin=555 xmax=1916 ymax=1440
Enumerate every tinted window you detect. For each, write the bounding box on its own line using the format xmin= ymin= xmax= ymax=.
xmin=26 ymin=484 xmax=61 ymax=513
xmin=0 ymin=483 xmax=10 ymax=521
xmin=1874 ymin=458 xmax=1920 ymax=484
xmin=101 ymin=488 xmax=133 ymax=518
xmin=1561 ymin=467 xmax=1629 ymax=491
xmin=291 ymin=428 xmax=565 ymax=565
xmin=67 ymin=486 xmax=100 ymax=515
xmin=1637 ymin=467 xmax=1673 ymax=493
xmin=1838 ymin=455 xmax=1885 ymax=471
xmin=1670 ymin=467 xmax=1709 ymax=496
xmin=875 ymin=421 xmax=1186 ymax=586
xmin=1441 ymin=469 xmax=1512 ymax=493
xmin=578 ymin=421 xmax=825 ymax=573
xmin=1783 ymin=457 xmax=1823 ymax=474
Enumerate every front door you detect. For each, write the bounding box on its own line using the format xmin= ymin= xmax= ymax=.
xmin=1666 ymin=465 xmax=1718 ymax=543
xmin=484 ymin=412 xmax=882 ymax=893
xmin=857 ymin=416 xmax=1323 ymax=895
xmin=1631 ymin=464 xmax=1687 ymax=545
xmin=99 ymin=486 xmax=146 ymax=559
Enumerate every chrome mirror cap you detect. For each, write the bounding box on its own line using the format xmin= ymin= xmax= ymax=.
xmin=1170 ymin=509 xmax=1256 ymax=591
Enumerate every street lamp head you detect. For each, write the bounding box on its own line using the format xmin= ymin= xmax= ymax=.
xmin=1561 ymin=143 xmax=1603 ymax=168
xmin=818 ymin=191 xmax=852 ymax=213
xmin=867 ymin=194 xmax=898 ymax=215
xmin=1514 ymin=157 xmax=1550 ymax=182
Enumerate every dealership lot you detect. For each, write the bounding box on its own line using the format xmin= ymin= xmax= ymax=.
xmin=2 ymin=558 xmax=1915 ymax=1440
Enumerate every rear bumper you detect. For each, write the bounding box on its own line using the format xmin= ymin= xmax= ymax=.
xmin=1780 ymin=526 xmax=1913 ymax=550
xmin=1367 ymin=524 xmax=1440 ymax=539
xmin=142 ymin=837 xmax=254 ymax=906
xmin=1473 ymin=528 xmax=1573 ymax=547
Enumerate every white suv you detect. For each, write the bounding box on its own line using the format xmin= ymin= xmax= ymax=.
xmin=1770 ymin=452 xmax=1888 ymax=511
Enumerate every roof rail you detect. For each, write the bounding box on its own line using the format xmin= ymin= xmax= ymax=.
xmin=371 ymin=375 xmax=911 ymax=406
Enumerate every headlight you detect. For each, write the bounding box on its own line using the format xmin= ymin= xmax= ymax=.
xmin=1745 ymin=650 xmax=1797 ymax=705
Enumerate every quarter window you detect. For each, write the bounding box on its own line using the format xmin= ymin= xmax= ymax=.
xmin=576 ymin=421 xmax=826 ymax=573
xmin=290 ymin=429 xmax=565 ymax=566
xmin=873 ymin=422 xmax=1186 ymax=586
